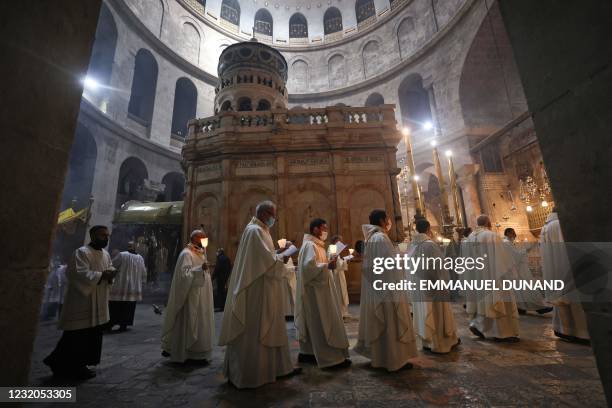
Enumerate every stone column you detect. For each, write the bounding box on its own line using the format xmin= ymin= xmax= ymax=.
xmin=498 ymin=2 xmax=612 ymax=402
xmin=456 ymin=164 xmax=482 ymax=227
xmin=0 ymin=0 xmax=102 ymax=386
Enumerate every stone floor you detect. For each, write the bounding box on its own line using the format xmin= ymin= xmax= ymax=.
xmin=29 ymin=304 xmax=606 ymax=407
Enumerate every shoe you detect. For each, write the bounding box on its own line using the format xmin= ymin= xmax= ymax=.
xmin=161 ymin=350 xmax=171 ymax=358
xmin=278 ymin=367 xmax=303 ymax=378
xmin=536 ymin=307 xmax=553 ymax=314
xmin=469 ymin=326 xmax=485 ymax=339
xmin=297 ymin=353 xmax=317 ymax=364
xmin=326 ymin=359 xmax=352 ymax=370
xmin=72 ymin=367 xmax=96 ymax=380
xmin=517 ymin=308 xmax=527 ymax=315
xmin=493 ymin=336 xmax=520 ymax=343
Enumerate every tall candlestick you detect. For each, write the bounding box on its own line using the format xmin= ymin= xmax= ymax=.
xmin=446 ymin=152 xmax=464 ymax=228
xmin=432 ymin=143 xmax=453 ymax=236
xmin=403 ymin=128 xmax=425 ymax=219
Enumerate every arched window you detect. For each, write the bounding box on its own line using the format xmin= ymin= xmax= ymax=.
xmin=128 ymin=49 xmax=158 ymax=127
xmin=365 ymin=92 xmax=385 ymax=106
xmin=115 ymin=157 xmax=148 ymax=209
xmin=397 ymin=17 xmax=416 ymax=59
xmin=237 ymin=97 xmax=252 ymax=111
xmin=355 ymin=0 xmax=376 ymax=24
xmin=254 ymin=9 xmax=273 ymax=36
xmin=289 ymin=13 xmax=308 ymax=38
xmin=162 ymin=172 xmax=185 ymax=202
xmin=256 ymin=99 xmax=271 ymax=111
xmin=220 ymin=0 xmax=240 ymax=26
xmin=362 ymin=40 xmax=381 ymax=78
xmin=323 ymin=7 xmax=343 ymax=35
xmin=87 ymin=4 xmax=117 ymax=86
xmin=171 ymin=78 xmax=198 ymax=138
xmin=328 ymin=54 xmax=347 ymax=88
xmin=220 ymin=100 xmax=233 ymax=111
xmin=291 ymin=59 xmax=309 ymax=93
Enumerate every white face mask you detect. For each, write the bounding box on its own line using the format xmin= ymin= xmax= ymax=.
xmin=265 ymin=216 xmax=275 ymax=228
xmin=320 ymin=231 xmax=328 ymax=241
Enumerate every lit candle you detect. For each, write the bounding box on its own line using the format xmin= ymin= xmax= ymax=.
xmin=349 ymin=248 xmax=355 ymax=255
xmin=329 ymin=244 xmax=338 ymax=256
xmin=200 ymin=237 xmax=209 ymax=248
xmin=277 ymin=238 xmax=287 ymax=248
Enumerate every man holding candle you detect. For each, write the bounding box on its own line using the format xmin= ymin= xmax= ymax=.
xmin=161 ymin=229 xmax=214 ymax=363
xmin=355 ymin=210 xmax=417 ymax=371
xmin=296 ymin=218 xmax=351 ymax=369
xmin=328 ymin=235 xmax=351 ymax=319
xmin=219 ymin=201 xmax=300 ymax=388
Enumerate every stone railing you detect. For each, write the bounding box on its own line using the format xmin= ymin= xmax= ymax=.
xmin=188 ymin=105 xmax=395 ymax=136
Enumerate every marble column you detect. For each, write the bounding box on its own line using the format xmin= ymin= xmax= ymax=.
xmin=456 ymin=164 xmax=482 ymax=227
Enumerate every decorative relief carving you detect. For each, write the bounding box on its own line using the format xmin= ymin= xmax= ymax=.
xmin=235 ymin=159 xmax=275 ymax=176
xmin=288 ymin=157 xmax=330 ymax=173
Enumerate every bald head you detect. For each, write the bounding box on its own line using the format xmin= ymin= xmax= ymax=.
xmin=255 ymin=200 xmax=277 ymax=226
xmin=190 ymin=229 xmax=206 ymax=247
xmin=477 ymin=214 xmax=491 ymax=229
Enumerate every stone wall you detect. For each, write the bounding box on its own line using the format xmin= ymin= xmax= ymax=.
xmin=0 ymin=0 xmax=102 ymax=386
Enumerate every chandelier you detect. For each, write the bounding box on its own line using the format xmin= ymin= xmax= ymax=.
xmin=518 ymin=162 xmax=552 ymax=212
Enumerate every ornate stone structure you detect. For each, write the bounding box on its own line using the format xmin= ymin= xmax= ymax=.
xmin=182 ymin=40 xmax=404 ymax=259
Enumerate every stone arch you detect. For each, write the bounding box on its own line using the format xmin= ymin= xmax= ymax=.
xmin=171 ymin=77 xmax=197 ymax=138
xmin=237 ymin=97 xmax=252 ymax=111
xmin=398 ymin=74 xmax=432 ymax=131
xmin=254 ymin=8 xmax=273 ymax=36
xmin=256 ymin=99 xmax=271 ymax=111
xmin=115 ymin=157 xmax=148 ymax=209
xmin=289 ymin=13 xmax=308 ymax=38
xmin=365 ymin=92 xmax=385 ymax=106
xmin=362 ymin=39 xmax=381 ymax=78
xmin=178 ymin=21 xmax=201 ymax=64
xmin=220 ymin=100 xmax=233 ymax=112
xmin=459 ymin=1 xmax=526 ymax=128
xmin=328 ymin=53 xmax=347 ymax=88
xmin=286 ymin=182 xmax=335 ymax=245
xmin=128 ymin=49 xmax=158 ymax=127
xmin=87 ymin=3 xmax=117 ymax=86
xmin=348 ymin=185 xmax=387 ymax=244
xmin=324 ymin=7 xmax=343 ymax=35
xmin=161 ymin=172 xmax=185 ymax=202
xmin=397 ymin=17 xmax=416 ymax=59
xmin=291 ymin=59 xmax=309 ymax=92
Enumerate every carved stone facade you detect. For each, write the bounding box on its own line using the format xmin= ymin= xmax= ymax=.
xmin=183 ymin=40 xmax=403 ymax=259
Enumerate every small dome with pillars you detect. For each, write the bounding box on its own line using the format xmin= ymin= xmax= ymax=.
xmin=215 ymin=39 xmax=289 ymax=113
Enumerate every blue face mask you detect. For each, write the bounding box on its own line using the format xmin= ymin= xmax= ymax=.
xmin=265 ymin=216 xmax=276 ymax=228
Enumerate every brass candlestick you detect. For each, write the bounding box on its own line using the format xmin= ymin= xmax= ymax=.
xmin=446 ymin=150 xmax=464 ymax=228
xmin=403 ymin=128 xmax=425 ymax=220
xmin=431 ymin=141 xmax=454 ymax=236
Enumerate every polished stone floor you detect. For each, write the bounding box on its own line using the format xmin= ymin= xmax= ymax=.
xmin=29 ymin=303 xmax=606 ymax=407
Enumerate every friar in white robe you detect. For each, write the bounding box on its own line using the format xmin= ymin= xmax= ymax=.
xmin=408 ymin=219 xmax=459 ymax=353
xmin=161 ymin=230 xmax=214 ymax=363
xmin=44 ymin=225 xmax=117 ymax=379
xmin=540 ymin=211 xmax=590 ymax=342
xmin=502 ymin=228 xmax=552 ymax=315
xmin=296 ymin=219 xmax=350 ymax=369
xmin=327 ymin=235 xmax=351 ymax=319
xmin=108 ymin=242 xmax=147 ymax=331
xmin=354 ymin=210 xmax=417 ymax=371
xmin=219 ymin=201 xmax=300 ymax=388
xmin=464 ymin=215 xmax=520 ymax=342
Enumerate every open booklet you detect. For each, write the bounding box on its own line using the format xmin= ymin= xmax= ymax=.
xmin=280 ymin=244 xmax=298 ymax=257
xmin=332 ymin=241 xmax=348 ymax=256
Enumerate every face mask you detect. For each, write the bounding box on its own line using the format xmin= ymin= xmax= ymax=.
xmin=90 ymin=238 xmax=108 ymax=250
xmin=385 ymin=221 xmax=392 ymax=232
xmin=320 ymin=231 xmax=328 ymax=241
xmin=265 ymin=216 xmax=276 ymax=228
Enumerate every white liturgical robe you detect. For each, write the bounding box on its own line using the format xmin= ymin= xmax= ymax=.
xmin=327 ymin=247 xmax=350 ymax=318
xmin=540 ymin=212 xmax=589 ymax=340
xmin=464 ymin=227 xmax=519 ymax=339
xmin=219 ymin=217 xmax=293 ymax=389
xmin=59 ymin=245 xmax=112 ymax=331
xmin=502 ymin=237 xmax=548 ymax=311
xmin=161 ymin=245 xmax=214 ymax=362
xmin=354 ymin=225 xmax=417 ymax=371
xmin=296 ymin=234 xmax=349 ymax=368
xmin=408 ymin=233 xmax=459 ymax=353
xmin=110 ymin=251 xmax=147 ymax=302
